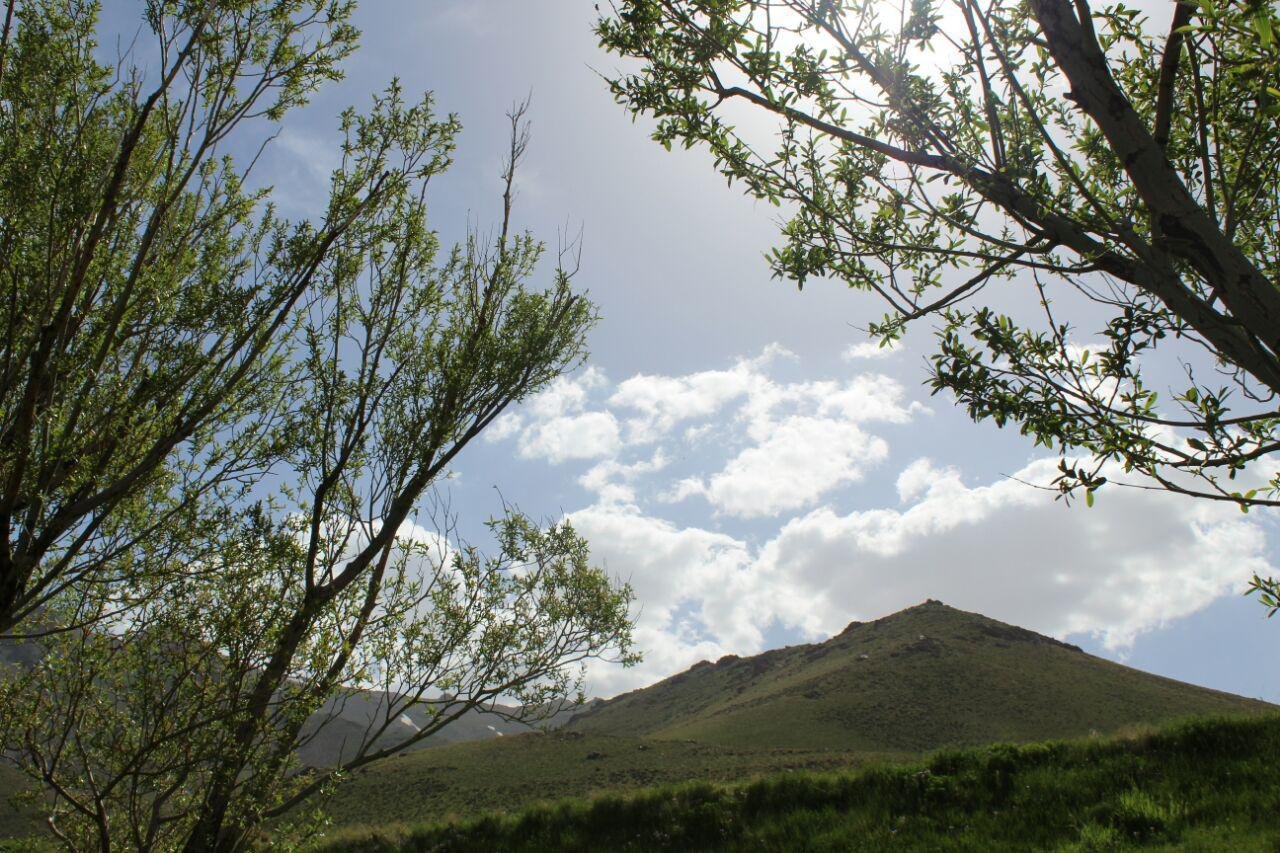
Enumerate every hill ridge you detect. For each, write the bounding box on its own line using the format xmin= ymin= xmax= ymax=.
xmin=565 ymin=599 xmax=1271 ymax=751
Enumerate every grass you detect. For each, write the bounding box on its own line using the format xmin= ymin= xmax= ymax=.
xmin=318 ymin=729 xmax=909 ymax=831
xmin=313 ymin=713 xmax=1280 ymax=851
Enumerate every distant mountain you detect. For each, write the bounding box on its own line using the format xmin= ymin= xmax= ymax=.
xmin=298 ymin=692 xmax=582 ymax=767
xmin=2 ymin=636 xmax=577 ymax=770
xmin=565 ymin=600 xmax=1272 ymax=751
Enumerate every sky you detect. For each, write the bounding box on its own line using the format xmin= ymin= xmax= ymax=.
xmin=107 ymin=1 xmax=1280 ymax=703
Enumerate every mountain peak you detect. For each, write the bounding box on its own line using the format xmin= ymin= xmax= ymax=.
xmin=568 ymin=602 xmax=1270 ymax=752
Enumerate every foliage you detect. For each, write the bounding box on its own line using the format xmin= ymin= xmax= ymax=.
xmin=0 ymin=2 xmax=636 ymax=850
xmin=0 ymin=0 xmax=362 ymax=635
xmin=596 ymin=0 xmax=1280 ymax=516
xmin=313 ymin=713 xmax=1280 ymax=851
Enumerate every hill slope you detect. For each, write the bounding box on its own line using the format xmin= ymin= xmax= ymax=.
xmin=317 ymin=714 xmax=1280 ymax=852
xmin=312 ymin=601 xmax=1272 ymax=832
xmin=565 ymin=600 xmax=1272 ymax=751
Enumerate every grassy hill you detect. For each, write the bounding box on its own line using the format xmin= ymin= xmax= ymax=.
xmin=0 ymin=764 xmax=43 ymax=842
xmin=315 ymin=713 xmax=1280 ymax=851
xmin=311 ymin=601 xmax=1272 ymax=833
xmin=318 ymin=729 xmax=907 ymax=831
xmin=4 ymin=601 xmax=1273 ymax=845
xmin=565 ymin=600 xmax=1272 ymax=751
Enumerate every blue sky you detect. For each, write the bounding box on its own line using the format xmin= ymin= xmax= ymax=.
xmin=110 ymin=1 xmax=1280 ymax=702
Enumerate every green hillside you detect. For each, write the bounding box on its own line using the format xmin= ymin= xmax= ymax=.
xmin=311 ymin=601 xmax=1271 ymax=834
xmin=566 ymin=600 xmax=1272 ymax=751
xmin=317 ymin=714 xmax=1280 ymax=852
xmin=5 ymin=602 xmax=1272 ymax=845
xmin=318 ymin=729 xmax=903 ymax=831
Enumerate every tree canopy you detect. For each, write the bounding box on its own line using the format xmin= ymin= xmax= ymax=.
xmin=597 ymin=0 xmax=1280 ymax=526
xmin=0 ymin=3 xmax=635 ymax=849
xmin=0 ymin=0 xmax=363 ymax=635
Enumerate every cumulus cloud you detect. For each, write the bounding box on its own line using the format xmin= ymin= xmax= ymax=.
xmin=475 ymin=346 xmax=1275 ymax=697
xmin=842 ymin=339 xmax=898 ymax=361
xmin=700 ymin=417 xmax=889 ymax=517
xmin=489 ymin=367 xmax=622 ymax=463
xmin=484 ymin=412 xmax=525 ymax=443
xmin=755 ymin=457 xmax=1269 ymax=650
xmin=685 ymin=372 xmax=920 ymax=517
xmin=517 ymin=411 xmax=621 ymax=464
xmin=610 ymin=368 xmax=750 ymax=444
xmin=488 ymin=348 xmax=919 ymax=511
xmin=579 ymin=451 xmax=670 ymax=507
xmin=528 ymin=367 xmax=609 ymax=420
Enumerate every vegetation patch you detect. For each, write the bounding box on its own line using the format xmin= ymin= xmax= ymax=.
xmin=313 ymin=714 xmax=1280 ymax=851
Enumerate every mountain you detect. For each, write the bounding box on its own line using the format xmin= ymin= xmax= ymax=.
xmin=297 ymin=692 xmax=581 ymax=767
xmin=312 ymin=600 xmax=1273 ymax=832
xmin=564 ymin=599 xmax=1272 ymax=751
xmin=3 ymin=636 xmax=574 ymax=770
xmin=8 ymin=600 xmax=1274 ymax=839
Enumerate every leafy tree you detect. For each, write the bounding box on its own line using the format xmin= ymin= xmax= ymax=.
xmin=2 ymin=75 xmax=634 ymax=853
xmin=0 ymin=2 xmax=636 ymax=849
xmin=0 ymin=0 xmax=365 ymax=635
xmin=596 ymin=0 xmax=1280 ymax=524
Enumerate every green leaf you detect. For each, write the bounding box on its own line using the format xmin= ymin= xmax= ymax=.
xmin=1085 ymin=490 xmax=1095 ymax=508
xmin=1254 ymin=12 xmax=1274 ymax=47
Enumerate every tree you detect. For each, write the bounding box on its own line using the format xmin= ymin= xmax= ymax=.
xmin=0 ymin=2 xmax=636 ymax=848
xmin=596 ymin=0 xmax=1280 ymax=523
xmin=0 ymin=0 xmax=366 ymax=636
xmin=1 ymin=85 xmax=636 ymax=853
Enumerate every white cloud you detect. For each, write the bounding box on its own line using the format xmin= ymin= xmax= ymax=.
xmin=683 ymin=424 xmax=714 ymax=444
xmin=657 ymin=476 xmax=706 ymax=505
xmin=685 ymin=372 xmax=917 ymax=518
xmin=580 ymin=451 xmax=670 ymax=507
xmin=569 ymin=454 xmax=1274 ymax=697
xmin=756 ymin=457 xmax=1269 ymax=650
xmin=842 ymin=339 xmax=898 ymax=361
xmin=703 ymin=417 xmax=889 ymax=517
xmin=518 ymin=411 xmax=620 ymax=464
xmin=895 ymin=457 xmax=950 ymax=503
xmin=610 ymin=366 xmax=752 ymax=444
xmin=528 ymin=367 xmax=608 ymax=420
xmin=487 ymin=349 xmax=918 ymax=505
xmin=484 ymin=412 xmax=525 ymax=443
xmin=490 ymin=367 xmax=621 ymax=464
xmin=816 ymin=375 xmax=926 ymax=423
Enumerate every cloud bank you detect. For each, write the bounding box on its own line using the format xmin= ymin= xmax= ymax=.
xmin=483 ymin=347 xmax=1274 ymax=697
